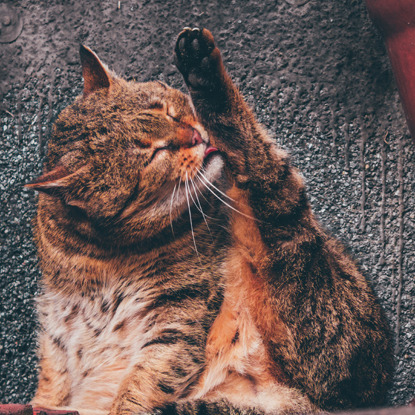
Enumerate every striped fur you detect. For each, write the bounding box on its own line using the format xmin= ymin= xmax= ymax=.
xmin=29 ymin=31 xmax=392 ymax=415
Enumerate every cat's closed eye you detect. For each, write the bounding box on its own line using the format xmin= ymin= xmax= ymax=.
xmin=166 ymin=113 xmax=181 ymax=123
xmin=150 ymin=143 xmax=178 ymax=161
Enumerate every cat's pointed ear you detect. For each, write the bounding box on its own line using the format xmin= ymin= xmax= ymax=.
xmin=25 ymin=165 xmax=89 ymax=211
xmin=80 ymin=45 xmax=113 ymax=98
xmin=25 ymin=165 xmax=75 ymax=195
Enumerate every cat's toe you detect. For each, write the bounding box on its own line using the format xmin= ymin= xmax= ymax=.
xmin=175 ymin=28 xmax=201 ymax=71
xmin=175 ymin=27 xmax=223 ymax=90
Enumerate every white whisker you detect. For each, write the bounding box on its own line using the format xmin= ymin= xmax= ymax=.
xmin=189 ymin=172 xmax=212 ymax=235
xmin=185 ymin=173 xmax=199 ymax=257
xmin=186 ymin=177 xmax=202 ymax=215
xmin=195 ymin=176 xmax=214 ymax=207
xmin=199 ymin=170 xmax=235 ymax=202
xmin=197 ymin=174 xmax=258 ymax=222
xmin=169 ymin=182 xmax=177 ymax=236
xmin=176 ymin=177 xmax=182 ymax=205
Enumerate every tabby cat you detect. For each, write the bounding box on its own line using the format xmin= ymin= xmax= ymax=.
xmin=27 ymin=28 xmax=393 ymax=415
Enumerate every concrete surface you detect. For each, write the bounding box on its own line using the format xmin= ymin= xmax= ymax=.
xmin=0 ymin=0 xmax=414 ymax=408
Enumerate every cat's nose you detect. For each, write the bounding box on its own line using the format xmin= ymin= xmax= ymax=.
xmin=191 ymin=128 xmax=203 ymax=146
xmin=177 ymin=125 xmax=203 ymax=147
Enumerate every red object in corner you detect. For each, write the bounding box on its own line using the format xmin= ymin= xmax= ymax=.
xmin=0 ymin=405 xmax=33 ymax=415
xmin=366 ymin=0 xmax=415 ymax=142
xmin=0 ymin=406 xmax=79 ymax=415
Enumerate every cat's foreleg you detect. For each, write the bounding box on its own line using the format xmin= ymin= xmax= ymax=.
xmin=174 ymin=28 xmax=305 ymax=226
xmin=30 ymin=333 xmax=72 ymax=408
xmin=109 ymin=329 xmax=207 ymax=415
xmin=175 ymin=28 xmax=393 ymax=410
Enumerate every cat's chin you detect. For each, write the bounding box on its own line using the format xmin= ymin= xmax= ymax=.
xmin=201 ymin=151 xmax=224 ymax=180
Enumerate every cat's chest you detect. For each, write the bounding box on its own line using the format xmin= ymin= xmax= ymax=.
xmin=39 ymin=285 xmax=153 ymax=379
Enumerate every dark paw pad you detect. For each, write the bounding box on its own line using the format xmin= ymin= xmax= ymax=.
xmin=175 ymin=27 xmax=223 ymax=90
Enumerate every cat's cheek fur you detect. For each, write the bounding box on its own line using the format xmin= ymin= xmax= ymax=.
xmin=139 ymin=151 xmax=223 ymax=222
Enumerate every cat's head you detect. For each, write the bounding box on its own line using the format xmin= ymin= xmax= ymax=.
xmin=27 ymin=46 xmax=224 ymax=245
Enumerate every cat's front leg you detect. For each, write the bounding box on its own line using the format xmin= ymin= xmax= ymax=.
xmin=174 ymin=27 xmax=250 ymax=178
xmin=32 ymin=335 xmax=108 ymax=415
xmin=109 ymin=330 xmax=206 ymax=415
xmin=175 ymin=28 xmax=393 ymax=411
xmin=175 ymin=28 xmax=306 ymax=228
xmin=31 ymin=333 xmax=72 ymax=408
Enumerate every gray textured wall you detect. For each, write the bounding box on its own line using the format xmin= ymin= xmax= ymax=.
xmin=0 ymin=0 xmax=414 ymax=407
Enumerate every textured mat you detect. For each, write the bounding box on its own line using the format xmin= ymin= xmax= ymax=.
xmin=0 ymin=0 xmax=414 ymax=407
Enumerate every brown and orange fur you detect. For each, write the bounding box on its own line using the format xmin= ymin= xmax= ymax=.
xmin=27 ymin=29 xmax=393 ymax=415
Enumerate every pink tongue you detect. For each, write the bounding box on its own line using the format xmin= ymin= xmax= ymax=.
xmin=204 ymin=146 xmax=218 ymax=157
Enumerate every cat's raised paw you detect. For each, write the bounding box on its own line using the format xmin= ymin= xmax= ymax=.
xmin=174 ymin=27 xmax=224 ymax=91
